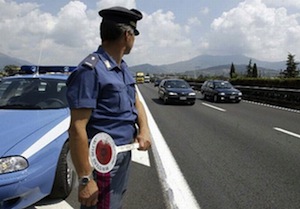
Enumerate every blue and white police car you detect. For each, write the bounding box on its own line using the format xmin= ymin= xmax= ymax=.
xmin=0 ymin=66 xmax=76 ymax=209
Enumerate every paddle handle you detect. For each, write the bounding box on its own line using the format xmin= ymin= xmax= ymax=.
xmin=116 ymin=142 xmax=139 ymax=153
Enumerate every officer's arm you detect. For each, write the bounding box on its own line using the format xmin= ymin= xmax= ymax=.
xmin=68 ymin=108 xmax=98 ymax=206
xmin=135 ymin=94 xmax=151 ymax=150
xmin=68 ymin=108 xmax=93 ymax=177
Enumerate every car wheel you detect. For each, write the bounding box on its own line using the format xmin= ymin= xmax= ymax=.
xmin=49 ymin=141 xmax=75 ymax=199
xmin=158 ymin=95 xmax=162 ymax=100
xmin=213 ymin=95 xmax=219 ymax=103
xmin=163 ymin=96 xmax=169 ymax=105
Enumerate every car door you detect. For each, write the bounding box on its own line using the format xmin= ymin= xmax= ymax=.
xmin=158 ymin=80 xmax=166 ymax=99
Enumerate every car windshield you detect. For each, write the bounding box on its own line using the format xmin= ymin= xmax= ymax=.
xmin=165 ymin=80 xmax=190 ymax=89
xmin=214 ymin=81 xmax=233 ymax=89
xmin=0 ymin=78 xmax=68 ymax=109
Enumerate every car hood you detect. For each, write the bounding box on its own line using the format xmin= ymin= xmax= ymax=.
xmin=0 ymin=109 xmax=70 ymax=157
xmin=216 ymin=88 xmax=240 ymax=93
xmin=166 ymin=88 xmax=194 ymax=93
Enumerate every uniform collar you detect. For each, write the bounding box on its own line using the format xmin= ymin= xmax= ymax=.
xmin=96 ymin=46 xmax=127 ymax=71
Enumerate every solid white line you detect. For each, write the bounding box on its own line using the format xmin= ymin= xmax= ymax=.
xmin=202 ymin=102 xmax=226 ymax=112
xmin=30 ymin=200 xmax=73 ymax=209
xmin=273 ymin=127 xmax=300 ymax=139
xmin=132 ymin=148 xmax=151 ymax=167
xmin=137 ymin=87 xmax=201 ymax=209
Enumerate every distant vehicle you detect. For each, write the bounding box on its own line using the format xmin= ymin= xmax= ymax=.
xmin=0 ymin=66 xmax=76 ymax=209
xmin=201 ymin=80 xmax=242 ymax=103
xmin=154 ymin=79 xmax=162 ymax=87
xmin=158 ymin=79 xmax=196 ymax=105
xmin=136 ymin=72 xmax=145 ymax=84
xmin=144 ymin=74 xmax=150 ymax=83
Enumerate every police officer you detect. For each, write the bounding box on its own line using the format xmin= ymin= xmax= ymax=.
xmin=66 ymin=6 xmax=151 ymax=209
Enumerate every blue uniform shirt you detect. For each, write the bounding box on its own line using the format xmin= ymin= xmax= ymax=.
xmin=66 ymin=46 xmax=138 ymax=145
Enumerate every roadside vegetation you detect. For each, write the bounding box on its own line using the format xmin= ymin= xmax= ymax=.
xmin=184 ymin=53 xmax=300 ymax=89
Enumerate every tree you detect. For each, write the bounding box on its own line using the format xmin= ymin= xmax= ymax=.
xmin=4 ymin=65 xmax=20 ymax=76
xmin=281 ymin=53 xmax=299 ymax=78
xmin=252 ymin=63 xmax=258 ymax=78
xmin=230 ymin=62 xmax=237 ymax=78
xmin=246 ymin=59 xmax=253 ymax=77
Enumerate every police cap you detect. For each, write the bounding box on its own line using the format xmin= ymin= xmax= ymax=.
xmin=99 ymin=6 xmax=143 ymax=36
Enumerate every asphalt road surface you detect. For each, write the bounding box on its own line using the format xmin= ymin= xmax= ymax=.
xmin=139 ymin=83 xmax=300 ymax=209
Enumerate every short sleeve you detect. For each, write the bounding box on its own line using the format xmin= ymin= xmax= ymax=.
xmin=66 ymin=67 xmax=98 ymax=109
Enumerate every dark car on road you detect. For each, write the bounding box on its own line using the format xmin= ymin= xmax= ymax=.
xmin=158 ymin=79 xmax=196 ymax=105
xmin=201 ymin=80 xmax=242 ymax=103
xmin=154 ymin=78 xmax=162 ymax=87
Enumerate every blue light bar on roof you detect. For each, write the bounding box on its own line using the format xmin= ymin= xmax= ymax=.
xmin=20 ymin=65 xmax=37 ymax=74
xmin=20 ymin=65 xmax=76 ymax=74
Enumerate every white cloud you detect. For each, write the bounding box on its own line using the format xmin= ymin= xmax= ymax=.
xmin=188 ymin=17 xmax=202 ymax=26
xmin=0 ymin=0 xmax=100 ymax=65
xmin=96 ymin=0 xmax=136 ymax=10
xmin=1 ymin=0 xmax=300 ymax=67
xmin=0 ymin=0 xmax=195 ymax=66
xmin=51 ymin=2 xmax=93 ymax=47
xmin=200 ymin=7 xmax=210 ymax=15
xmin=264 ymin=0 xmax=300 ymax=9
xmin=127 ymin=10 xmax=194 ymax=65
xmin=207 ymin=0 xmax=300 ymax=61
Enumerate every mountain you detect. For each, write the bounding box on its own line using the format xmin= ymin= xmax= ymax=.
xmin=0 ymin=52 xmax=32 ymax=70
xmin=129 ymin=54 xmax=286 ymax=77
xmin=129 ymin=63 xmax=168 ymax=74
xmin=183 ymin=64 xmax=280 ymax=78
xmin=162 ymin=54 xmax=285 ymax=72
xmin=1 ymin=52 xmax=285 ymax=77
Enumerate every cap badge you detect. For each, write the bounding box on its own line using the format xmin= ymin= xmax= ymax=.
xmin=129 ymin=21 xmax=136 ymax=27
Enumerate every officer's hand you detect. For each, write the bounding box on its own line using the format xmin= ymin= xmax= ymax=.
xmin=78 ymin=179 xmax=98 ymax=207
xmin=136 ymin=132 xmax=151 ymax=151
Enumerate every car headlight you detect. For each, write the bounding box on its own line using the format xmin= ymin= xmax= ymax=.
xmin=238 ymin=92 xmax=242 ymax=96
xmin=0 ymin=156 xmax=28 ymax=174
xmin=219 ymin=92 xmax=225 ymax=96
xmin=168 ymin=92 xmax=178 ymax=96
xmin=189 ymin=92 xmax=196 ymax=96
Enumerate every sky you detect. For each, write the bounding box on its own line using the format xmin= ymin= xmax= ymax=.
xmin=1 ymin=0 xmax=300 ymax=67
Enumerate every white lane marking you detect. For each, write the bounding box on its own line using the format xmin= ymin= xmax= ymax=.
xmin=137 ymin=87 xmax=201 ymax=209
xmin=130 ymin=89 xmax=151 ymax=167
xmin=131 ymin=148 xmax=151 ymax=167
xmin=29 ymin=200 xmax=73 ymax=209
xmin=243 ymin=100 xmax=300 ymax=114
xmin=202 ymin=102 xmax=226 ymax=112
xmin=22 ymin=116 xmax=70 ymax=159
xmin=273 ymin=127 xmax=300 ymax=139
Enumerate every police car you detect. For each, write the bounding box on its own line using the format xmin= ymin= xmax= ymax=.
xmin=0 ymin=66 xmax=76 ymax=209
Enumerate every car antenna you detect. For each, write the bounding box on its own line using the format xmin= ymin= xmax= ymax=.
xmin=36 ymin=33 xmax=47 ymax=76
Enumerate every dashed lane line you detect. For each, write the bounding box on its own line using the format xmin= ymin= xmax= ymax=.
xmin=273 ymin=127 xmax=300 ymax=139
xmin=202 ymin=102 xmax=226 ymax=112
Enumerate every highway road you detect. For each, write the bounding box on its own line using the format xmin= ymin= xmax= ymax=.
xmin=139 ymin=83 xmax=300 ymax=209
xmin=30 ymin=83 xmax=300 ymax=209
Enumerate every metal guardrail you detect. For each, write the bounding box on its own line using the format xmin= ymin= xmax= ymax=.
xmin=235 ymin=85 xmax=300 ymax=110
xmin=190 ymin=82 xmax=300 ymax=110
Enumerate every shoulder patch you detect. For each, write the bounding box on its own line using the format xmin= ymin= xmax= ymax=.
xmin=81 ymin=54 xmax=100 ymax=70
